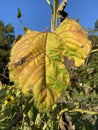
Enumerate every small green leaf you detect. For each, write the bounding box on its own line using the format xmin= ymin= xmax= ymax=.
xmin=17 ymin=7 xmax=21 ymax=18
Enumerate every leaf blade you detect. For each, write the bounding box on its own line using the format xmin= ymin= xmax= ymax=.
xmin=55 ymin=18 xmax=92 ymax=67
xmin=9 ymin=30 xmax=69 ymax=111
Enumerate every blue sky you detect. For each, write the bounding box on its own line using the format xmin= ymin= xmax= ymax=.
xmin=0 ymin=0 xmax=98 ymax=36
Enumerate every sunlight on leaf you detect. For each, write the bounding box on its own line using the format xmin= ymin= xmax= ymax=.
xmin=8 ymin=18 xmax=91 ymax=111
xmin=55 ymin=18 xmax=92 ymax=66
xmin=9 ymin=30 xmax=69 ymax=111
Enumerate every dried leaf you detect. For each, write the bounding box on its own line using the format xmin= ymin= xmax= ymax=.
xmin=59 ymin=113 xmax=75 ymax=130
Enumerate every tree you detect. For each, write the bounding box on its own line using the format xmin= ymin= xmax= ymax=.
xmin=94 ymin=19 xmax=98 ymax=30
xmin=0 ymin=20 xmax=15 ymax=83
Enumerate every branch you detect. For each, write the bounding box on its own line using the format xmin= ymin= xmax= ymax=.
xmin=58 ymin=107 xmax=98 ymax=119
xmin=57 ymin=0 xmax=68 ymax=22
xmin=0 ymin=74 xmax=9 ymax=79
xmin=90 ymin=48 xmax=98 ymax=53
xmin=7 ymin=97 xmax=34 ymax=130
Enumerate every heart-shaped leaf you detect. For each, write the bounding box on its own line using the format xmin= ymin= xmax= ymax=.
xmin=8 ymin=18 xmax=91 ymax=111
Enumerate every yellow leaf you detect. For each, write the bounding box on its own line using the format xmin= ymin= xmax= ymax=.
xmin=55 ymin=18 xmax=92 ymax=67
xmin=9 ymin=30 xmax=69 ymax=111
xmin=9 ymin=18 xmax=92 ymax=111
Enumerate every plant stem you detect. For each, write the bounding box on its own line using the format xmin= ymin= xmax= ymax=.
xmin=51 ymin=0 xmax=59 ymax=31
xmin=58 ymin=108 xmax=98 ymax=119
xmin=90 ymin=48 xmax=98 ymax=53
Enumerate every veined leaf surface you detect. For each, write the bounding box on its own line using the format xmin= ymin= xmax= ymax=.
xmin=9 ymin=30 xmax=69 ymax=111
xmin=9 ymin=18 xmax=91 ymax=111
xmin=55 ymin=18 xmax=92 ymax=67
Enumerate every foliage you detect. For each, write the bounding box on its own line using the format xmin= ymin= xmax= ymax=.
xmin=8 ymin=18 xmax=91 ymax=111
xmin=0 ymin=84 xmax=34 ymax=130
xmin=94 ymin=19 xmax=98 ymax=31
xmin=66 ymin=24 xmax=98 ymax=130
xmin=0 ymin=20 xmax=15 ymax=83
xmin=0 ymin=82 xmax=98 ymax=130
xmin=0 ymin=1 xmax=98 ymax=130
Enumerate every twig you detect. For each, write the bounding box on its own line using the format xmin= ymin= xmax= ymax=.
xmin=58 ymin=107 xmax=98 ymax=119
xmin=0 ymin=74 xmax=9 ymax=79
xmin=90 ymin=48 xmax=98 ymax=53
xmin=7 ymin=97 xmax=34 ymax=130
xmin=0 ymin=66 xmax=9 ymax=80
xmin=57 ymin=0 xmax=68 ymax=22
